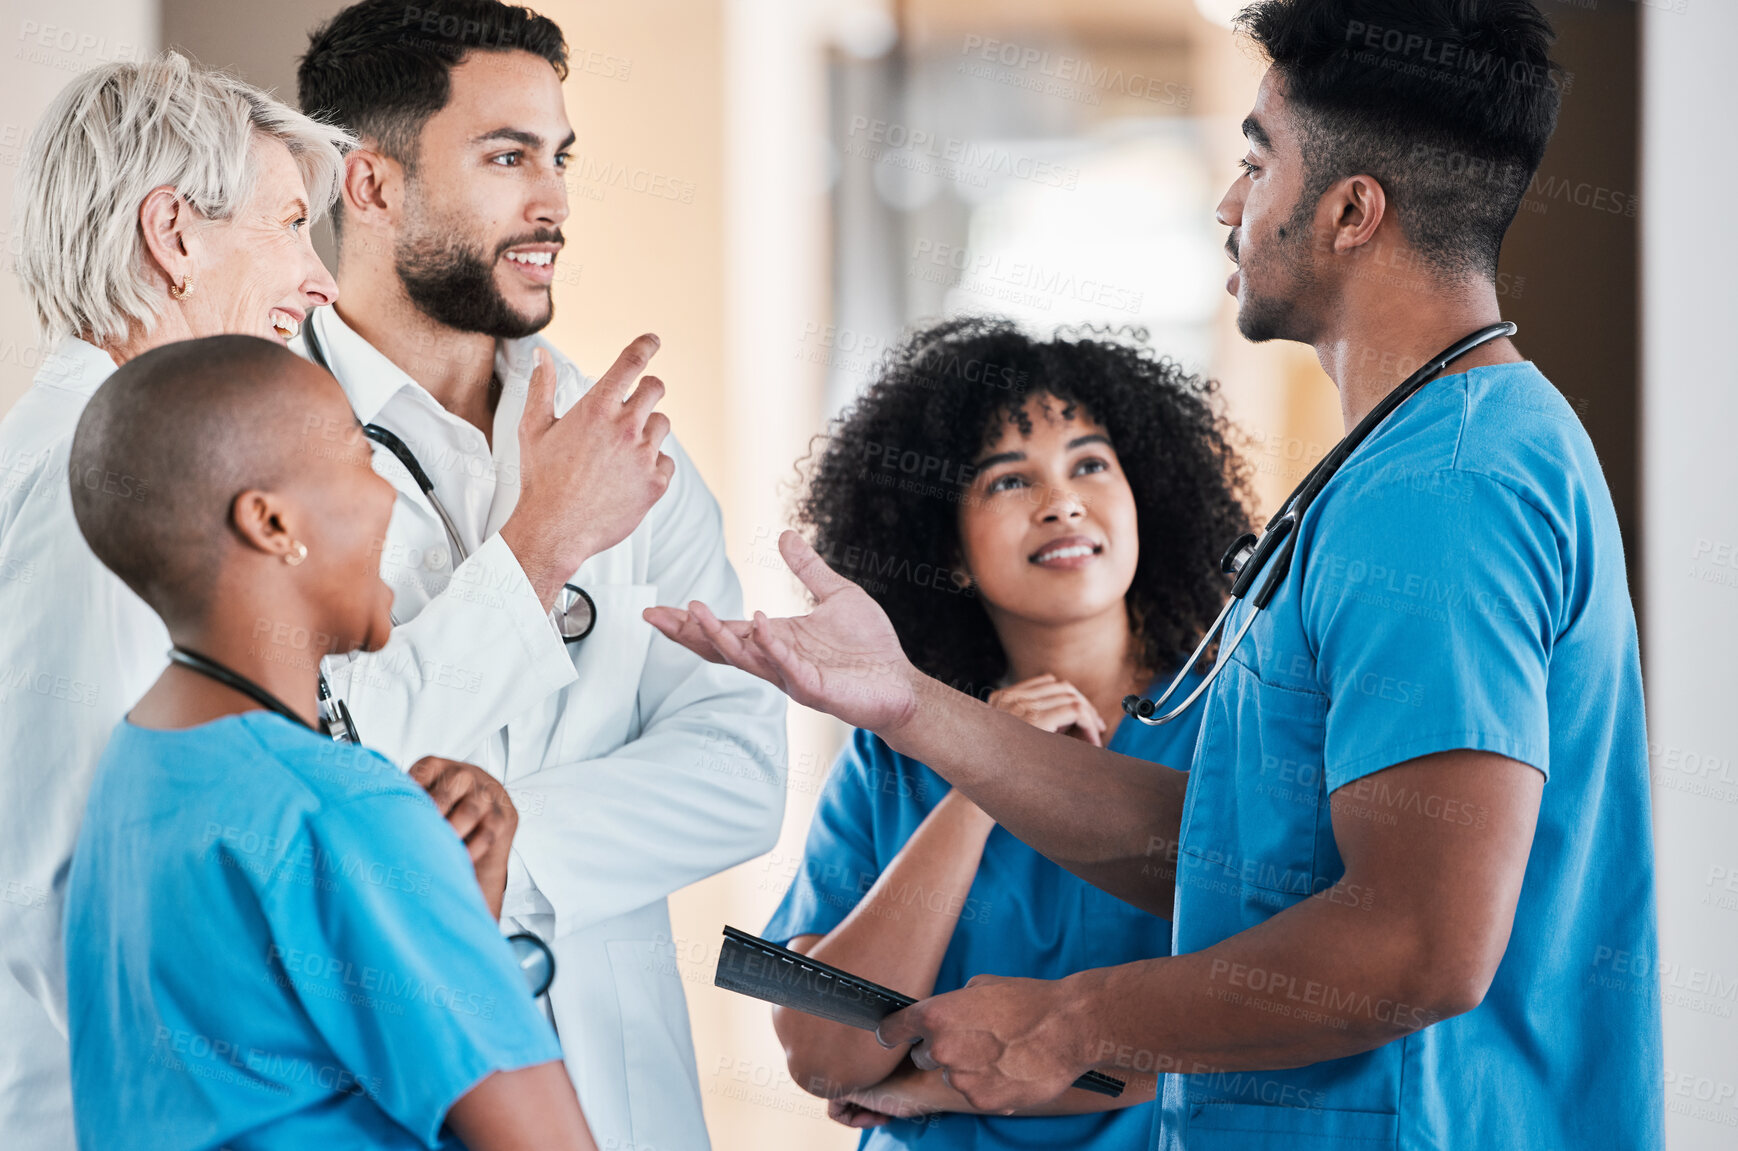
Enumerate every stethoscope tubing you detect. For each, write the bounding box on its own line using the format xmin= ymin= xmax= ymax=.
xmin=303 ymin=319 xmax=469 ymax=565
xmin=1125 ymin=321 xmax=1518 ymax=726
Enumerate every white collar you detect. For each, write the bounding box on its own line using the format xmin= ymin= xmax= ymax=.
xmin=301 ymin=306 xmax=565 ymax=427
xmin=35 ymin=337 xmax=120 ymax=396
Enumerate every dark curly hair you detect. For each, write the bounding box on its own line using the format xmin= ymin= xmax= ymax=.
xmin=795 ymin=317 xmax=1253 ymax=698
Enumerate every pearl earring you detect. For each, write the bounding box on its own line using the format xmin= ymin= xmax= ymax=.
xmin=283 ymin=540 xmax=308 ymax=566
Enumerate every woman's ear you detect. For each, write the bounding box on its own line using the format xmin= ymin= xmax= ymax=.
xmin=229 ymin=490 xmax=301 ymax=561
xmin=137 ymin=185 xmax=194 ymax=294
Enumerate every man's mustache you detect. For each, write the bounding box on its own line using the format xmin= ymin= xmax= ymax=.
xmin=1225 ymin=230 xmax=1240 ymax=264
xmin=495 ymin=229 xmax=566 ymax=257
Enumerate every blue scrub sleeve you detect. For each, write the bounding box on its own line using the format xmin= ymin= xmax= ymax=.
xmin=762 ymin=729 xmax=886 ymax=946
xmin=1305 ymin=470 xmax=1562 ymax=792
xmin=263 ymin=787 xmax=562 ymax=1149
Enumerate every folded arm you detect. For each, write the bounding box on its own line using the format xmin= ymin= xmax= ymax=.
xmin=776 ymin=790 xmax=997 ymax=1097
xmin=500 ymin=675 xmax=785 ymax=932
xmin=504 ymin=442 xmax=786 ymax=933
xmin=831 ymin=1059 xmax=1159 ymax=1128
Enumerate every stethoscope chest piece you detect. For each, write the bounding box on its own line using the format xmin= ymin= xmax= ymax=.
xmin=554 ymin=583 xmax=596 ymax=643
xmin=508 ymin=931 xmax=556 ymax=998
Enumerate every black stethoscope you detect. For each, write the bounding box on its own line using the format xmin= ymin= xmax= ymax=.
xmin=169 ymin=644 xmax=557 ymax=998
xmin=300 ymin=314 xmax=597 ymax=742
xmin=1123 ymin=321 xmax=1518 ymax=726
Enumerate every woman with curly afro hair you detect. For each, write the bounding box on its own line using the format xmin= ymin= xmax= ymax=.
xmin=761 ymin=316 xmax=1254 ymax=1150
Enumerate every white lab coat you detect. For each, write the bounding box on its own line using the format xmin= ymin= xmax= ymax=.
xmin=0 ymin=337 xmax=168 ymax=1149
xmin=301 ymin=306 xmax=788 ymax=1151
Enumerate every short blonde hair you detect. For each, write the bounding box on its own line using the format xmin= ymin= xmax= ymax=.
xmin=12 ymin=52 xmax=354 ymax=345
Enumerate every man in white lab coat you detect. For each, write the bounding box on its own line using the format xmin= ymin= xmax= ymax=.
xmin=296 ymin=5 xmax=787 ymax=1150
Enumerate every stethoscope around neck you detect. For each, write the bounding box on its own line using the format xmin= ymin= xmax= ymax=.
xmin=300 ymin=313 xmax=597 ymax=731
xmin=1123 ymin=321 xmax=1518 ymax=727
xmin=167 ymin=644 xmax=557 ymax=999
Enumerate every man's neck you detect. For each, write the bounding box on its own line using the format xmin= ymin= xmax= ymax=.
xmin=334 ymin=254 xmax=499 ymax=440
xmin=1311 ymin=277 xmax=1520 ymax=431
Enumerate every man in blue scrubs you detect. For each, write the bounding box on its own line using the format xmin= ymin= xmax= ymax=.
xmin=646 ymin=1 xmax=1663 ymax=1147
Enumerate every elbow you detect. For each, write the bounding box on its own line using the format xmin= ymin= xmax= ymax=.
xmin=1417 ymin=968 xmax=1492 ymax=1025
xmin=715 ymin=788 xmax=784 ymax=868
xmin=784 ymin=1052 xmax=846 ymax=1100
xmin=744 ymin=793 xmax=784 ymax=858
xmin=773 ymin=1014 xmax=871 ymax=1098
xmin=1402 ymin=942 xmax=1503 ymax=1027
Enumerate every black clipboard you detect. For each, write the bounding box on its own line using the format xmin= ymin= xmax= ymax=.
xmin=714 ymin=926 xmax=1125 ymax=1098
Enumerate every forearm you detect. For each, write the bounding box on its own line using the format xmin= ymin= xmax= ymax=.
xmin=1066 ymin=884 xmax=1457 ymax=1080
xmin=498 ymin=518 xmax=591 ymax=612
xmin=856 ymin=1060 xmax=1158 ymax=1118
xmin=325 ymin=534 xmax=575 ymax=768
xmin=778 ymin=792 xmax=996 ymax=1094
xmin=503 ymin=694 xmax=785 ymax=931
xmin=882 ymin=676 xmax=1187 ymax=916
xmin=446 ymin=1062 xmax=597 ymax=1151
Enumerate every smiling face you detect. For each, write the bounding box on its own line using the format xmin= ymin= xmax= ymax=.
xmin=1214 ymin=70 xmax=1324 ymax=345
xmin=957 ymin=395 xmax=1141 ymax=635
xmin=283 ymin=367 xmax=399 ymax=656
xmin=179 ymin=135 xmax=337 ymax=345
xmin=391 ymin=49 xmax=572 ymax=338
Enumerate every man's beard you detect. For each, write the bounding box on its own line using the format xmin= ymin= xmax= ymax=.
xmin=394 ymin=216 xmax=558 ymax=340
xmin=1233 ymin=203 xmax=1317 ymax=345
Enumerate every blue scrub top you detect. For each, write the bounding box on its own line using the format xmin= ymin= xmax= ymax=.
xmin=65 ymin=712 xmax=562 ymax=1151
xmin=1160 ymin=363 xmax=1663 ymax=1149
xmin=764 ymin=671 xmax=1204 ymax=1151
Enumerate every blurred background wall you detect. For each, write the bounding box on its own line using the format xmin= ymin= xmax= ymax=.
xmin=1 ymin=0 xmax=1732 ymax=1146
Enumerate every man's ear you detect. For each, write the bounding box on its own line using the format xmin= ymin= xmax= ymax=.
xmin=340 ymin=147 xmax=404 ymax=236
xmin=230 ymin=489 xmax=302 ymax=561
xmin=1322 ymin=173 xmax=1388 ymax=257
xmin=137 ymin=185 xmax=194 ymax=293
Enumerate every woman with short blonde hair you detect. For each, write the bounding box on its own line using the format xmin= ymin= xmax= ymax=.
xmin=0 ymin=52 xmax=350 ymax=1150
xmin=14 ymin=51 xmax=349 ymax=348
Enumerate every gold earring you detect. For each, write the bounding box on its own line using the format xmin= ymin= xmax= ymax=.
xmin=284 ymin=540 xmax=308 ymax=566
xmin=169 ymin=274 xmax=194 ymax=300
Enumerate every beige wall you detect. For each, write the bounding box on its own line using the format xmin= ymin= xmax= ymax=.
xmin=1 ymin=0 xmax=160 ymax=411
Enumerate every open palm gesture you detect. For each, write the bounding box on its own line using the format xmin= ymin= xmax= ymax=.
xmin=642 ymin=530 xmax=921 ymax=733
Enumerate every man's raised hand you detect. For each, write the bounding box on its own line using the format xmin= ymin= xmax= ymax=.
xmin=642 ymin=530 xmax=921 ymax=734
xmin=501 ymin=336 xmax=675 ymax=610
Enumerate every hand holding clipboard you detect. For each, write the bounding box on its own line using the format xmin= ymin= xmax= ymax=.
xmin=713 ymin=926 xmax=1126 ymax=1098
